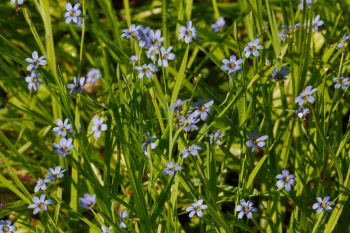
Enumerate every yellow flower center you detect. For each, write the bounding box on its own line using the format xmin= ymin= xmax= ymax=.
xmin=70 ymin=11 xmax=76 ymax=17
xmin=186 ymin=30 xmax=192 ymax=36
xmin=39 ymin=203 xmax=45 ymax=208
xmin=250 ymin=46 xmax=256 ymax=51
xmin=321 ymin=202 xmax=326 ymax=208
xmin=243 ymin=206 xmax=249 ymax=212
xmin=284 ymin=176 xmax=289 ymax=182
xmin=3 ymin=226 xmax=9 ymax=232
xmin=200 ymin=105 xmax=206 ymax=111
xmin=229 ymin=63 xmax=235 ymax=69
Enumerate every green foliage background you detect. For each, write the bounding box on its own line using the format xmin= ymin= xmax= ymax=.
xmin=1 ymin=0 xmax=350 ymax=232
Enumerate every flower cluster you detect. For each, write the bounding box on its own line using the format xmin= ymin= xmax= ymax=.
xmin=52 ymin=118 xmax=74 ymax=157
xmin=209 ymin=130 xmax=225 ymax=145
xmin=279 ymin=23 xmax=302 ymax=42
xmin=27 ymin=166 xmax=65 ymax=215
xmin=24 ymin=51 xmax=47 ymax=91
xmin=171 ymin=99 xmax=214 ymax=132
xmin=121 ymin=24 xmax=176 ymax=77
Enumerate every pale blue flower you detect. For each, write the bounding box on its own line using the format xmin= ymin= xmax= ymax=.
xmin=91 ymin=116 xmax=107 ymax=139
xmin=64 ymin=3 xmax=81 ymax=25
xmin=181 ymin=145 xmax=202 ymax=158
xmin=0 ymin=220 xmax=17 ymax=233
xmin=53 ymin=137 xmax=73 ymax=157
xmin=158 ymin=46 xmax=176 ymax=68
xmin=135 ymin=64 xmax=158 ymax=79
xmin=246 ymin=131 xmax=268 ymax=152
xmin=145 ymin=47 xmax=159 ymax=62
xmin=170 ymin=99 xmax=190 ymax=115
xmin=67 ymin=77 xmax=85 ymax=94
xmin=235 ymin=199 xmax=257 ymax=219
xmin=80 ymin=193 xmax=96 ymax=209
xmin=46 ymin=166 xmax=66 ymax=182
xmin=298 ymin=0 xmax=313 ymax=10
xmin=279 ymin=30 xmax=288 ymax=42
xmin=53 ymin=118 xmax=72 ymax=137
xmin=179 ymin=21 xmax=198 ymax=44
xmin=312 ymin=196 xmax=334 ymax=214
xmin=272 ymin=67 xmax=290 ymax=80
xmin=280 ymin=23 xmax=302 ymax=42
xmin=311 ymin=15 xmax=324 ymax=32
xmin=135 ymin=25 xmax=151 ymax=47
xmin=178 ymin=114 xmax=200 ymax=132
xmin=209 ymin=130 xmax=225 ymax=145
xmin=211 ymin=17 xmax=226 ymax=32
xmin=163 ymin=162 xmax=182 ymax=176
xmin=147 ymin=29 xmax=164 ymax=49
xmin=34 ymin=178 xmax=49 ymax=193
xmin=333 ymin=76 xmax=349 ymax=91
xmin=337 ymin=34 xmax=350 ymax=49
xmin=192 ymin=99 xmax=214 ymax=121
xmin=295 ymin=85 xmax=317 ymax=106
xmin=130 ymin=55 xmax=138 ymax=65
xmin=101 ymin=225 xmax=112 ymax=233
xmin=244 ymin=39 xmax=264 ymax=58
xmin=28 ymin=194 xmax=53 ymax=215
xmin=296 ymin=107 xmax=310 ymax=120
xmin=221 ymin=55 xmax=243 ymax=76
xmin=25 ymin=51 xmax=47 ymax=71
xmin=25 ymin=72 xmax=42 ymax=91
xmin=11 ymin=0 xmax=24 ymax=5
xmin=142 ymin=132 xmax=157 ymax=156
xmin=86 ymin=68 xmax=102 ymax=84
xmin=276 ymin=170 xmax=296 ymax=192
xmin=119 ymin=210 xmax=128 ymax=229
xmin=186 ymin=199 xmax=207 ymax=218
xmin=121 ymin=24 xmax=140 ymax=40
